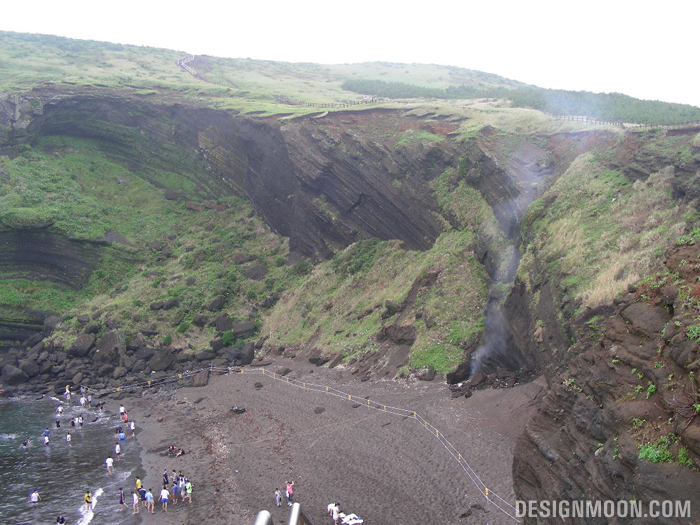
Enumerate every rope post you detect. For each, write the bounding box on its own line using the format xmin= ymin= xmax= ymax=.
xmin=347 ymin=395 xmax=352 ymax=400
xmin=325 ymin=386 xmax=329 ymax=392
xmin=485 ymin=488 xmax=489 ymax=498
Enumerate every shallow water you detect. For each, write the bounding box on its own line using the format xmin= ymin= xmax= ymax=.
xmin=0 ymin=397 xmax=141 ymax=525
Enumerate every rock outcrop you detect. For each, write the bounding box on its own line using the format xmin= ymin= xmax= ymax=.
xmin=513 ymin=244 xmax=700 ymax=523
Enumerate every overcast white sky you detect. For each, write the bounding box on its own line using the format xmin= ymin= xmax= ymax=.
xmin=3 ymin=0 xmax=698 ymax=107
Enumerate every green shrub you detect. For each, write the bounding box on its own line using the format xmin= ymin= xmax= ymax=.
xmin=638 ymin=436 xmax=673 ymax=463
xmin=176 ymin=321 xmax=189 ymax=334
xmin=162 ymin=334 xmax=172 ymax=345
xmin=221 ymin=329 xmax=234 ymax=346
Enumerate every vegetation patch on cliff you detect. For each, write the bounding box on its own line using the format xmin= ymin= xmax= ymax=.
xmin=263 ymin=231 xmax=486 ymax=373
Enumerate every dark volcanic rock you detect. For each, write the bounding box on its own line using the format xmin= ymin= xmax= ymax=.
xmin=162 ymin=299 xmax=179 ymax=310
xmin=42 ymin=315 xmax=62 ymax=335
xmin=148 ymin=349 xmax=174 ymax=372
xmin=67 ymin=334 xmax=95 ymax=357
xmin=207 ymin=297 xmax=226 ymax=311
xmin=92 ymin=330 xmax=125 ymax=365
xmin=2 ymin=364 xmax=29 ymax=385
xmin=192 ymin=370 xmax=210 ymax=387
xmin=226 ymin=343 xmax=255 ymax=366
xmin=213 ymin=315 xmax=233 ymax=333
xmin=18 ymin=359 xmax=40 ymax=378
xmin=85 ymin=323 xmax=101 ymax=335
xmin=134 ymin=347 xmax=155 ymax=362
xmin=193 ymin=314 xmax=208 ymax=327
xmin=232 ymin=321 xmax=257 ymax=338
xmin=308 ymin=348 xmax=330 ymax=366
xmin=241 ymin=262 xmax=268 ymax=280
xmin=195 ymin=349 xmax=217 ymax=362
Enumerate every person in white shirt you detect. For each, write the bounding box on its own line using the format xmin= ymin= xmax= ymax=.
xmin=105 ymin=456 xmax=114 ymax=473
xmin=159 ymin=486 xmax=170 ymax=512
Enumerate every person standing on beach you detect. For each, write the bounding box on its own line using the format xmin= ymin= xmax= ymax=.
xmin=30 ymin=489 xmax=40 ymax=506
xmin=43 ymin=433 xmax=50 ymax=446
xmin=132 ymin=491 xmax=139 ymax=514
xmin=159 ymin=485 xmax=170 ymax=512
xmin=129 ymin=420 xmax=136 ymax=437
xmin=66 ymin=433 xmax=72 ymax=447
xmin=145 ymin=488 xmax=155 ymax=514
xmin=171 ymin=481 xmax=180 ymax=505
xmin=275 ymin=488 xmax=282 ymax=507
xmin=115 ymin=442 xmax=121 ymax=460
xmin=163 ymin=469 xmax=169 ymax=486
xmin=84 ymin=490 xmax=93 ymax=512
xmin=119 ymin=405 xmax=126 ymax=417
xmin=105 ymin=456 xmax=114 ymax=474
xmin=185 ymin=479 xmax=192 ymax=503
xmin=55 ymin=419 xmax=61 ymax=429
xmin=286 ymin=481 xmax=295 ymax=506
xmin=117 ymin=487 xmax=125 ymax=511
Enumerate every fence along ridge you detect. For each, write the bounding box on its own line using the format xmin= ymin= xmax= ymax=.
xmin=553 ymin=114 xmax=700 ymax=129
xmin=101 ymin=365 xmax=521 ymax=523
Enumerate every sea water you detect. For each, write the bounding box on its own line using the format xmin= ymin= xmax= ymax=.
xmin=0 ymin=397 xmax=141 ymax=525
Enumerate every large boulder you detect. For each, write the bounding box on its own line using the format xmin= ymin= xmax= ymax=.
xmin=192 ymin=370 xmax=210 ymax=387
xmin=213 ymin=315 xmax=233 ymax=333
xmin=148 ymin=349 xmax=174 ymax=372
xmin=42 ymin=315 xmax=62 ymax=336
xmin=193 ymin=314 xmax=209 ymax=327
xmin=2 ymin=364 xmax=29 ymax=385
xmin=92 ymin=330 xmax=125 ymax=365
xmin=134 ymin=347 xmax=155 ymax=361
xmin=162 ymin=299 xmax=179 ymax=310
xmin=232 ymin=321 xmax=257 ymax=338
xmin=195 ymin=348 xmax=217 ymax=362
xmin=227 ymin=342 xmax=255 ymax=366
xmin=18 ymin=359 xmax=40 ymax=378
xmin=68 ymin=334 xmax=95 ymax=357
xmin=207 ymin=297 xmax=226 ymax=311
xmin=241 ymin=262 xmax=268 ymax=280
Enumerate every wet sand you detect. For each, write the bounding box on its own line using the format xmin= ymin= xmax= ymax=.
xmin=118 ymin=359 xmax=545 ymax=525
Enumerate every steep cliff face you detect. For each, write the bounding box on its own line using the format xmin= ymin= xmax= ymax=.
xmin=513 ymin=243 xmax=700 ymax=523
xmin=1 ymin=88 xmax=551 ymax=263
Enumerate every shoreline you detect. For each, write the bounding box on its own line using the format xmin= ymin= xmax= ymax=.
xmin=107 ymin=359 xmax=544 ymax=525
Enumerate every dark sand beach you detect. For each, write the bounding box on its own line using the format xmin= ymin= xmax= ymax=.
xmin=119 ymin=358 xmax=545 ymax=525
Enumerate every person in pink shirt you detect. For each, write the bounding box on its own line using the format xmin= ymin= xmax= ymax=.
xmin=285 ymin=481 xmax=295 ymax=506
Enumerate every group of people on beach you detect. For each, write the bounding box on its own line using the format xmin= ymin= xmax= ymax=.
xmin=131 ymin=469 xmax=193 ymax=515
